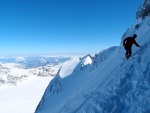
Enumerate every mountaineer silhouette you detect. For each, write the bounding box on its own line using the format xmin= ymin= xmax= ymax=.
xmin=123 ymin=34 xmax=141 ymax=59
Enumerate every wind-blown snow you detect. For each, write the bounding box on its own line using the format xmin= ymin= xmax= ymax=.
xmin=35 ymin=3 xmax=150 ymax=113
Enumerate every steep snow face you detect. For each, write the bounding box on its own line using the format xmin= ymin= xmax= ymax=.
xmin=35 ymin=6 xmax=150 ymax=113
xmin=35 ymin=47 xmax=118 ymax=113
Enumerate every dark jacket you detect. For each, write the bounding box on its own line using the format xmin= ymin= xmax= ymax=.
xmin=123 ymin=37 xmax=140 ymax=49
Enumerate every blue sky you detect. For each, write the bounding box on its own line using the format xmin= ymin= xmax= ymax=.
xmin=0 ymin=0 xmax=142 ymax=56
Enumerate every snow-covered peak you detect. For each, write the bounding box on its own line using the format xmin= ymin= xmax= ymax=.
xmin=57 ymin=58 xmax=80 ymax=78
xmin=81 ymin=54 xmax=92 ymax=66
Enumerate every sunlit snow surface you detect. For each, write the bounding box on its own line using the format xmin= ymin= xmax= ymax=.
xmin=0 ymin=76 xmax=53 ymax=113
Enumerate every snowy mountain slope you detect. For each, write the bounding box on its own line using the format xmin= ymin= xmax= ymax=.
xmin=0 ymin=56 xmax=72 ymax=85
xmin=35 ymin=47 xmax=120 ymax=113
xmin=35 ymin=3 xmax=150 ymax=113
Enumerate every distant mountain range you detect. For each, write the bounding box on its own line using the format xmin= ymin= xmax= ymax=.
xmin=0 ymin=56 xmax=73 ymax=85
